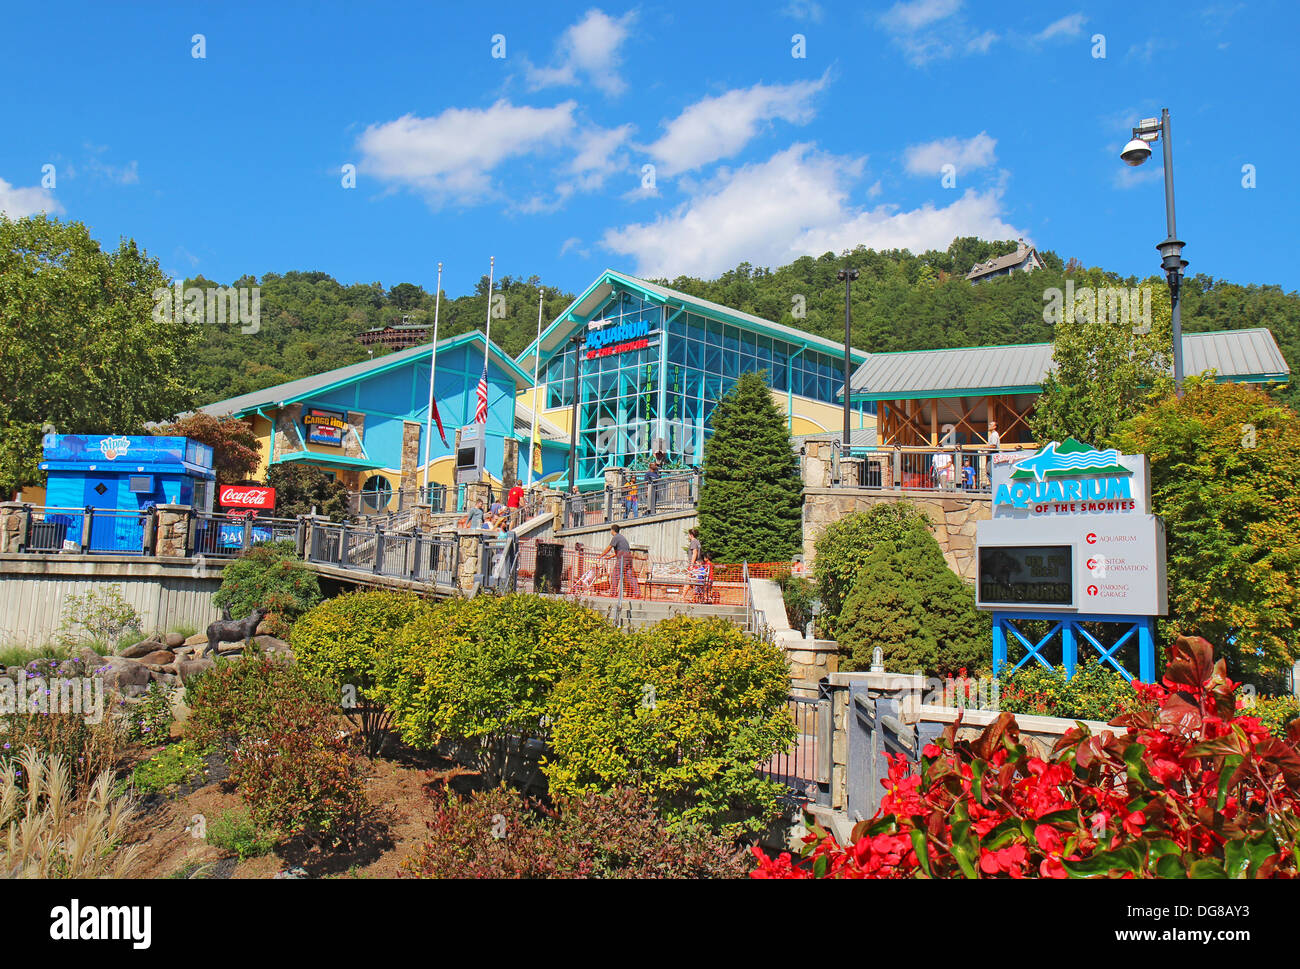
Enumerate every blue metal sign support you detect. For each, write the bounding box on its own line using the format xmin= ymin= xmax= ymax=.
xmin=992 ymin=611 xmax=1157 ymax=684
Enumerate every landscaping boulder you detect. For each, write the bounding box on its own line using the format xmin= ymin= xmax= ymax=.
xmin=77 ymin=646 xmax=108 ymax=669
xmin=101 ymin=656 xmax=152 ymax=692
xmin=140 ymin=650 xmax=176 ymax=667
xmin=163 ymin=632 xmax=185 ymax=649
xmin=182 ymin=632 xmax=209 ymax=648
xmin=119 ymin=637 xmax=164 ymax=659
xmin=252 ymin=635 xmax=293 ymax=659
xmin=175 ymin=658 xmax=215 ymax=684
xmin=149 ymin=671 xmax=179 ymax=686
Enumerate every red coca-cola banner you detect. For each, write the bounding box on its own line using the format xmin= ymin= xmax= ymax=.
xmin=218 ymin=485 xmax=276 ymax=510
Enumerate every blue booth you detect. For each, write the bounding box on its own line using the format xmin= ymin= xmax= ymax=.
xmin=37 ymin=434 xmax=215 ymax=553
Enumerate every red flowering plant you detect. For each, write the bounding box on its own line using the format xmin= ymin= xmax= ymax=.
xmin=753 ymin=636 xmax=1300 ymax=879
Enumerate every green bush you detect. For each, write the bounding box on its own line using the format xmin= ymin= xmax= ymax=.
xmin=213 ymin=540 xmax=321 ymax=638
xmin=811 ymin=503 xmax=933 ymax=639
xmin=1241 ymin=693 xmax=1300 ymax=739
xmin=405 ymin=785 xmax=751 ymax=879
xmin=292 ymin=590 xmax=431 ymax=755
xmin=836 ymin=530 xmax=990 ymax=677
xmin=185 ymin=653 xmax=336 ymax=751
xmin=777 ymin=574 xmax=817 ymax=634
xmin=123 ymin=681 xmax=176 ymax=745
xmin=206 ymin=808 xmax=277 ymax=861
xmin=546 ymin=615 xmax=795 ymax=836
xmin=376 ymin=595 xmax=618 ymax=783
xmin=131 ymin=740 xmax=207 ymax=795
xmin=997 ymin=657 xmax=1152 ymax=722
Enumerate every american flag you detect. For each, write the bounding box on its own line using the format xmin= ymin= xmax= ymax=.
xmin=474 ymin=360 xmax=489 ymax=424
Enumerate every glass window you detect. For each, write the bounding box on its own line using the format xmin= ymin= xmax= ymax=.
xmin=740 ymin=328 xmax=757 ymax=354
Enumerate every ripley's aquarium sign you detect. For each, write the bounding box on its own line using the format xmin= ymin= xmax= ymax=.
xmin=990 ymin=438 xmax=1150 ymax=518
xmin=586 ymin=318 xmax=651 ymax=359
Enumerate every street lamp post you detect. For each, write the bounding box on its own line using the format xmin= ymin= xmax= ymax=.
xmin=836 ymin=268 xmax=860 ymax=452
xmin=1121 ymin=108 xmax=1188 ymax=395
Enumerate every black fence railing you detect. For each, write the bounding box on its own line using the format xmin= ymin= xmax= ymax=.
xmin=827 ymin=447 xmax=1035 ymax=493
xmin=561 ymin=472 xmax=701 ymax=529
xmin=191 ymin=513 xmax=302 ymax=559
xmin=761 ymin=681 xmax=832 ymax=807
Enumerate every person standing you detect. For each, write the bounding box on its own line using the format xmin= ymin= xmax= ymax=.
xmin=644 ymin=461 xmax=662 ymax=513
xmin=687 ymin=526 xmax=702 ymax=569
xmin=507 ymin=480 xmax=525 ymax=526
xmin=600 ymin=523 xmax=639 ymax=598
xmin=987 ymin=419 xmax=1001 ymax=450
xmin=466 ymin=499 xmax=485 ymax=529
xmin=624 ymin=476 xmax=638 ymax=519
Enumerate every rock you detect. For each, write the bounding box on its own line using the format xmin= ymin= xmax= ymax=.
xmin=121 ymin=683 xmax=151 ymax=699
xmin=101 ymin=656 xmax=152 ymax=692
xmin=77 ymin=646 xmax=108 ymax=669
xmin=175 ymin=658 xmax=215 ymax=684
xmin=163 ymin=632 xmax=185 ymax=648
xmin=169 ymin=686 xmax=191 ymax=723
xmin=149 ymin=671 xmax=179 ymax=686
xmin=216 ymin=642 xmax=245 ymax=656
xmin=119 ymin=637 xmax=163 ymax=659
xmin=140 ymin=650 xmax=176 ymax=666
xmin=274 ymin=867 xmax=309 ymax=880
xmin=183 ymin=632 xmax=210 ymax=647
xmin=252 ymin=635 xmax=293 ymax=658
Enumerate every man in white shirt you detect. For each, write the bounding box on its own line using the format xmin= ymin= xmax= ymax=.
xmin=987 ymin=419 xmax=1001 ymax=449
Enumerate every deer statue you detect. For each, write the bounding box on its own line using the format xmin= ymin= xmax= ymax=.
xmin=203 ymin=606 xmax=267 ymax=658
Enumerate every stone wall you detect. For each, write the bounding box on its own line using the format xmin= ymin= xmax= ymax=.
xmin=802 ymin=489 xmax=990 ymax=582
xmin=400 ymin=421 xmax=421 ymax=500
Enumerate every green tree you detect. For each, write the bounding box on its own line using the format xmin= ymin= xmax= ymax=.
xmin=0 ymin=215 xmax=199 ymax=495
xmin=697 ymin=371 xmax=803 ymax=563
xmin=1111 ymin=379 xmax=1300 ymax=686
xmin=836 ymin=530 xmax=990 ymax=676
xmin=212 ymin=540 xmax=322 ymax=638
xmin=264 ymin=463 xmax=350 ymax=520
xmin=811 ymin=502 xmax=934 ymax=639
xmin=1030 ymin=273 xmax=1175 ymax=446
xmin=156 ymin=412 xmax=261 ymax=484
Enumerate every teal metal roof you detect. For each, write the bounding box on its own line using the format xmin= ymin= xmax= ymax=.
xmin=272 ymin=451 xmax=388 ymax=470
xmin=848 ymin=328 xmax=1291 ymax=402
xmin=517 ymin=269 xmax=869 ymax=373
xmin=199 ymin=330 xmax=534 ymax=419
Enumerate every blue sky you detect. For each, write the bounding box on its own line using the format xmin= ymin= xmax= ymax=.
xmin=1 ymin=1 xmax=1294 ymax=299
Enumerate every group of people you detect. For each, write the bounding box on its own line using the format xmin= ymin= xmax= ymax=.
xmin=932 ymin=419 xmax=1001 ymax=489
xmin=621 ymin=460 xmax=664 ymax=518
xmin=596 ymin=523 xmax=714 ymax=603
xmin=460 ymin=481 xmax=531 ymax=531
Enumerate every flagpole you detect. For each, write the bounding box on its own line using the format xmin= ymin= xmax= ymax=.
xmin=483 ymin=256 xmax=495 ymax=376
xmin=421 ymin=262 xmax=443 ymax=498
xmin=527 ymin=290 xmax=544 ymax=487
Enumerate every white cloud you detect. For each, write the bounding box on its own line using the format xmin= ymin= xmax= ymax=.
xmin=878 ymin=0 xmax=998 ymax=66
xmin=85 ymin=157 xmax=140 ymax=185
xmin=880 ymin=0 xmax=962 ymax=32
xmin=0 ymin=177 xmax=62 ymax=218
xmin=782 ymin=0 xmax=824 ymax=22
xmin=1113 ymin=164 xmax=1164 ymax=190
xmin=357 ymin=101 xmax=577 ymax=206
xmin=1035 ymin=13 xmax=1086 ymax=41
xmin=601 ymin=143 xmax=1025 ymax=278
xmin=526 ymin=9 xmax=637 ymax=97
xmin=904 ymin=132 xmax=997 ymax=176
xmin=645 ymin=76 xmax=828 ymax=176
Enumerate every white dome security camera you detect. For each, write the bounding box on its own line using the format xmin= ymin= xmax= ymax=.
xmin=1120 ymin=137 xmax=1152 ymax=166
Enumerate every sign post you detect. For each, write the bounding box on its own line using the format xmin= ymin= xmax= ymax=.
xmin=976 ymin=438 xmax=1166 ymax=682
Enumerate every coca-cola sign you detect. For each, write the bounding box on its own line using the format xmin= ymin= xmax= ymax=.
xmin=219 ymin=485 xmax=276 ymax=510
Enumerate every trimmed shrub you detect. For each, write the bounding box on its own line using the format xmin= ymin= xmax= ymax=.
xmin=545 ymin=615 xmax=795 ymax=836
xmin=777 ymin=574 xmax=817 ymax=634
xmin=213 ymin=540 xmax=321 ymax=638
xmin=811 ymin=503 xmax=933 ymax=639
xmin=836 ymin=530 xmax=990 ymax=677
xmin=376 ymin=595 xmax=618 ymax=784
xmin=185 ymin=653 xmax=335 ymax=751
xmin=404 ymin=785 xmax=751 ymax=879
xmin=292 ymin=590 xmax=431 ymax=756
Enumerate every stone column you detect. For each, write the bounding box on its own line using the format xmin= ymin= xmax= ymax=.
xmin=801 ymin=439 xmax=833 ymax=489
xmin=400 ymin=421 xmax=422 ymax=503
xmin=154 ymin=504 xmax=192 ymax=557
xmin=456 ymin=530 xmax=481 ymax=593
xmin=501 ymin=438 xmax=519 ymax=492
xmin=0 ymin=502 xmax=27 ymax=553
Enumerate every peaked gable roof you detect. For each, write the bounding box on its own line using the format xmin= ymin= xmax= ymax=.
xmin=516 ymin=269 xmax=869 ymax=374
xmin=199 ymin=330 xmax=533 ymax=419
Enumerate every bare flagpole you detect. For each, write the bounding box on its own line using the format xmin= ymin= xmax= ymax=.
xmin=483 ymin=256 xmax=495 ymax=376
xmin=527 ymin=290 xmax=544 ymax=487
xmin=421 ymin=261 xmax=444 ymax=498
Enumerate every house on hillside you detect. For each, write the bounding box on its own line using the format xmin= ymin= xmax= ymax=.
xmin=966 ymin=240 xmax=1045 ymax=283
xmin=357 ymin=319 xmax=429 ymax=350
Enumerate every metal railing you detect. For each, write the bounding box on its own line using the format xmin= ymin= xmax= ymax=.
xmin=308 ymin=520 xmax=459 ymax=587
xmin=345 ymin=483 xmax=447 ymax=517
xmin=762 ymin=680 xmax=832 ymax=807
xmin=826 ymin=447 xmax=1035 ymax=493
xmin=15 ymin=506 xmax=149 ymax=555
xmin=561 ymin=471 xmax=701 ymax=529
xmin=191 ymin=512 xmax=301 ymax=558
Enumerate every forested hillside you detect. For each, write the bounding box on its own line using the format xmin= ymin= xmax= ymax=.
xmin=190 ymin=237 xmax=1300 ymax=410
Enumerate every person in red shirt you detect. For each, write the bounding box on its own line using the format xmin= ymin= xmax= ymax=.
xmin=507 ymin=482 xmax=525 ymax=526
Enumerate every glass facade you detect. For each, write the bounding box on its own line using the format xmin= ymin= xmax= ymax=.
xmin=542 ymin=290 xmax=858 ymax=482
